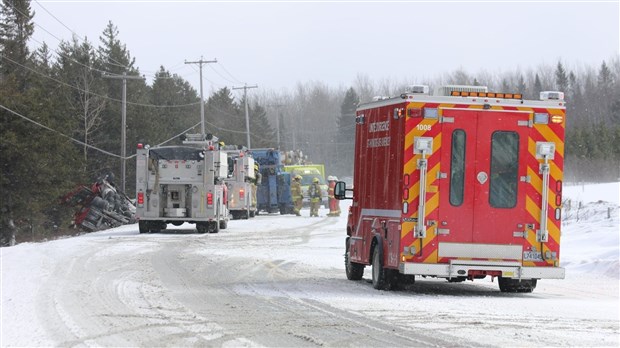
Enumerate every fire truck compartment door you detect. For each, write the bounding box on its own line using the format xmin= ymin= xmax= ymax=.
xmin=438 ymin=109 xmax=530 ymax=250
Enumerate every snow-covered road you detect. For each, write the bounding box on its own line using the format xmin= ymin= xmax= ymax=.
xmin=1 ymin=183 xmax=619 ymax=347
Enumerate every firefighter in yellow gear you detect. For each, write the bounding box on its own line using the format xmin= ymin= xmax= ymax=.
xmin=308 ymin=177 xmax=322 ymax=217
xmin=291 ymin=175 xmax=303 ymax=216
xmin=327 ymin=176 xmax=341 ymax=217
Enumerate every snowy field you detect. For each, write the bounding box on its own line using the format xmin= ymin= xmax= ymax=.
xmin=1 ymin=182 xmax=618 ymax=347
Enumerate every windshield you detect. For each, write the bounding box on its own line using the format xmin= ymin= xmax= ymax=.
xmin=150 ymin=146 xmax=203 ymax=161
xmin=300 ymin=174 xmax=325 ymax=186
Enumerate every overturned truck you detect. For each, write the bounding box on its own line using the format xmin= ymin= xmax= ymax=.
xmin=60 ymin=175 xmax=136 ymax=232
xmin=135 ymin=134 xmax=229 ymax=233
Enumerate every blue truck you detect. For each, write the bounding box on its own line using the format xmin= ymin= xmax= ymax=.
xmin=250 ymin=148 xmax=293 ymax=215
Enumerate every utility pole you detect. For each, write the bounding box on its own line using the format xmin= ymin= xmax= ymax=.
xmin=233 ymin=83 xmax=258 ymax=148
xmin=185 ymin=56 xmax=217 ymax=137
xmin=103 ymin=72 xmax=145 ymax=193
xmin=267 ymin=104 xmax=285 ymax=150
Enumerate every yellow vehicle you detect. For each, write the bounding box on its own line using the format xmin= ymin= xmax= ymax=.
xmin=284 ymin=164 xmax=328 ymax=207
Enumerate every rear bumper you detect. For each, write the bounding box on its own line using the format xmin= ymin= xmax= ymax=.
xmin=399 ymin=260 xmax=565 ymax=280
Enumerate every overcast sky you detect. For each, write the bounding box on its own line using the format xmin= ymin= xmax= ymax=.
xmin=30 ymin=0 xmax=619 ymax=94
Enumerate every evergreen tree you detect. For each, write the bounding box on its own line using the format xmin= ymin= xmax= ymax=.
xmin=205 ymin=87 xmax=244 ymax=144
xmin=248 ymin=102 xmax=276 ymax=148
xmin=95 ymin=21 xmax=146 ymax=190
xmin=55 ymin=36 xmax=107 ymax=174
xmin=533 ymin=74 xmax=543 ymax=98
xmin=336 ymin=87 xmax=359 ymax=176
xmin=0 ymin=0 xmax=34 ymax=87
xmin=147 ymin=66 xmax=200 ymax=146
xmin=597 ymin=60 xmax=615 ymax=124
xmin=0 ymin=0 xmax=81 ymax=244
xmin=516 ymin=74 xmax=526 ymax=95
xmin=555 ymin=61 xmax=569 ymax=92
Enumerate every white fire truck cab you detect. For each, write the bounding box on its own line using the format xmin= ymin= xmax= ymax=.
xmin=135 ymin=134 xmax=229 ymax=233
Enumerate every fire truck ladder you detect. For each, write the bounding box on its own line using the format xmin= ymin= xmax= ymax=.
xmin=414 ymin=137 xmax=433 ymax=238
xmin=535 ymin=142 xmax=555 ymax=243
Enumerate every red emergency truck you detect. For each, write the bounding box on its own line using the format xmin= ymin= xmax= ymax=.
xmin=335 ymin=85 xmax=566 ymax=292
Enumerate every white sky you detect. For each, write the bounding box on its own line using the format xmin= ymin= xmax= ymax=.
xmin=30 ymin=0 xmax=620 ymax=93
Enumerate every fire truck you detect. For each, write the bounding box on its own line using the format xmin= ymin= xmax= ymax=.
xmin=135 ymin=133 xmax=229 ymax=233
xmin=223 ymin=146 xmax=257 ymax=219
xmin=335 ymin=85 xmax=566 ymax=293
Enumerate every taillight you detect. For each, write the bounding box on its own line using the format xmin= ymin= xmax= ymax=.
xmin=207 ymin=192 xmax=213 ymax=206
xmin=137 ymin=191 xmax=144 ymax=206
xmin=239 ymin=189 xmax=245 ymax=199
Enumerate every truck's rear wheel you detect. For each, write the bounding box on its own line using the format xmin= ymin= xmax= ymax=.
xmin=208 ymin=221 xmax=219 ymax=234
xmin=372 ymin=247 xmax=391 ymax=290
xmin=498 ymin=277 xmax=537 ymax=293
xmin=139 ymin=221 xmax=148 ymax=234
xmin=345 ymin=250 xmax=364 ymax=280
xmin=196 ymin=222 xmax=208 ymax=234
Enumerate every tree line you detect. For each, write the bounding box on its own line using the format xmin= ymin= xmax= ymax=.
xmin=1 ymin=0 xmax=618 ymax=244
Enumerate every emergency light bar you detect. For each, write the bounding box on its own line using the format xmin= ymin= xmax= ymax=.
xmin=405 ymin=85 xmax=430 ymax=94
xmin=450 ymin=91 xmax=523 ymax=99
xmin=540 ymin=91 xmax=564 ymax=101
xmin=436 ymin=85 xmax=488 ymax=96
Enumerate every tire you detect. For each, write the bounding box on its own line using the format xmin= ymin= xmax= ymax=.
xmin=196 ymin=222 xmax=208 ymax=234
xmin=153 ymin=222 xmax=165 ymax=233
xmin=139 ymin=221 xmax=148 ymax=234
xmin=498 ymin=277 xmax=537 ymax=293
xmin=372 ymin=246 xmax=390 ymax=290
xmin=249 ymin=210 xmax=256 ymax=218
xmin=208 ymin=221 xmax=219 ymax=234
xmin=345 ymin=250 xmax=364 ymax=281
xmin=219 ymin=219 xmax=227 ymax=230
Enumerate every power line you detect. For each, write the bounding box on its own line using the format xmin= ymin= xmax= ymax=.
xmin=125 ymin=122 xmax=202 ymax=159
xmin=185 ymin=57 xmax=217 ymax=136
xmin=103 ymin=72 xmax=145 ymax=192
xmin=216 ymin=62 xmax=244 ymax=84
xmin=2 ymin=55 xmax=202 ymax=108
xmin=32 ymin=0 xmax=132 ymax=72
xmin=0 ymin=103 xmax=122 ymax=159
xmin=232 ymin=84 xmax=258 ymax=148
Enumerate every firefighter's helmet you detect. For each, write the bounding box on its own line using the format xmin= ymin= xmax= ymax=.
xmin=327 ymin=175 xmax=334 ymax=181
xmin=295 ymin=175 xmax=302 ymax=181
xmin=332 ymin=176 xmax=338 ymax=181
xmin=312 ymin=177 xmax=319 ymax=183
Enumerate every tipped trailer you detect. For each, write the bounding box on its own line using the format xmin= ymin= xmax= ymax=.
xmin=135 ymin=134 xmax=229 ymax=233
xmin=335 ymin=85 xmax=566 ymax=293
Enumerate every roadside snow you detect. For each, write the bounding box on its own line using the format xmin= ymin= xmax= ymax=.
xmin=562 ymin=182 xmax=620 ymax=278
xmin=1 ymin=182 xmax=618 ymax=347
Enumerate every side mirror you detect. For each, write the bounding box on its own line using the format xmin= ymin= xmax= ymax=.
xmin=334 ymin=181 xmax=352 ymax=200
